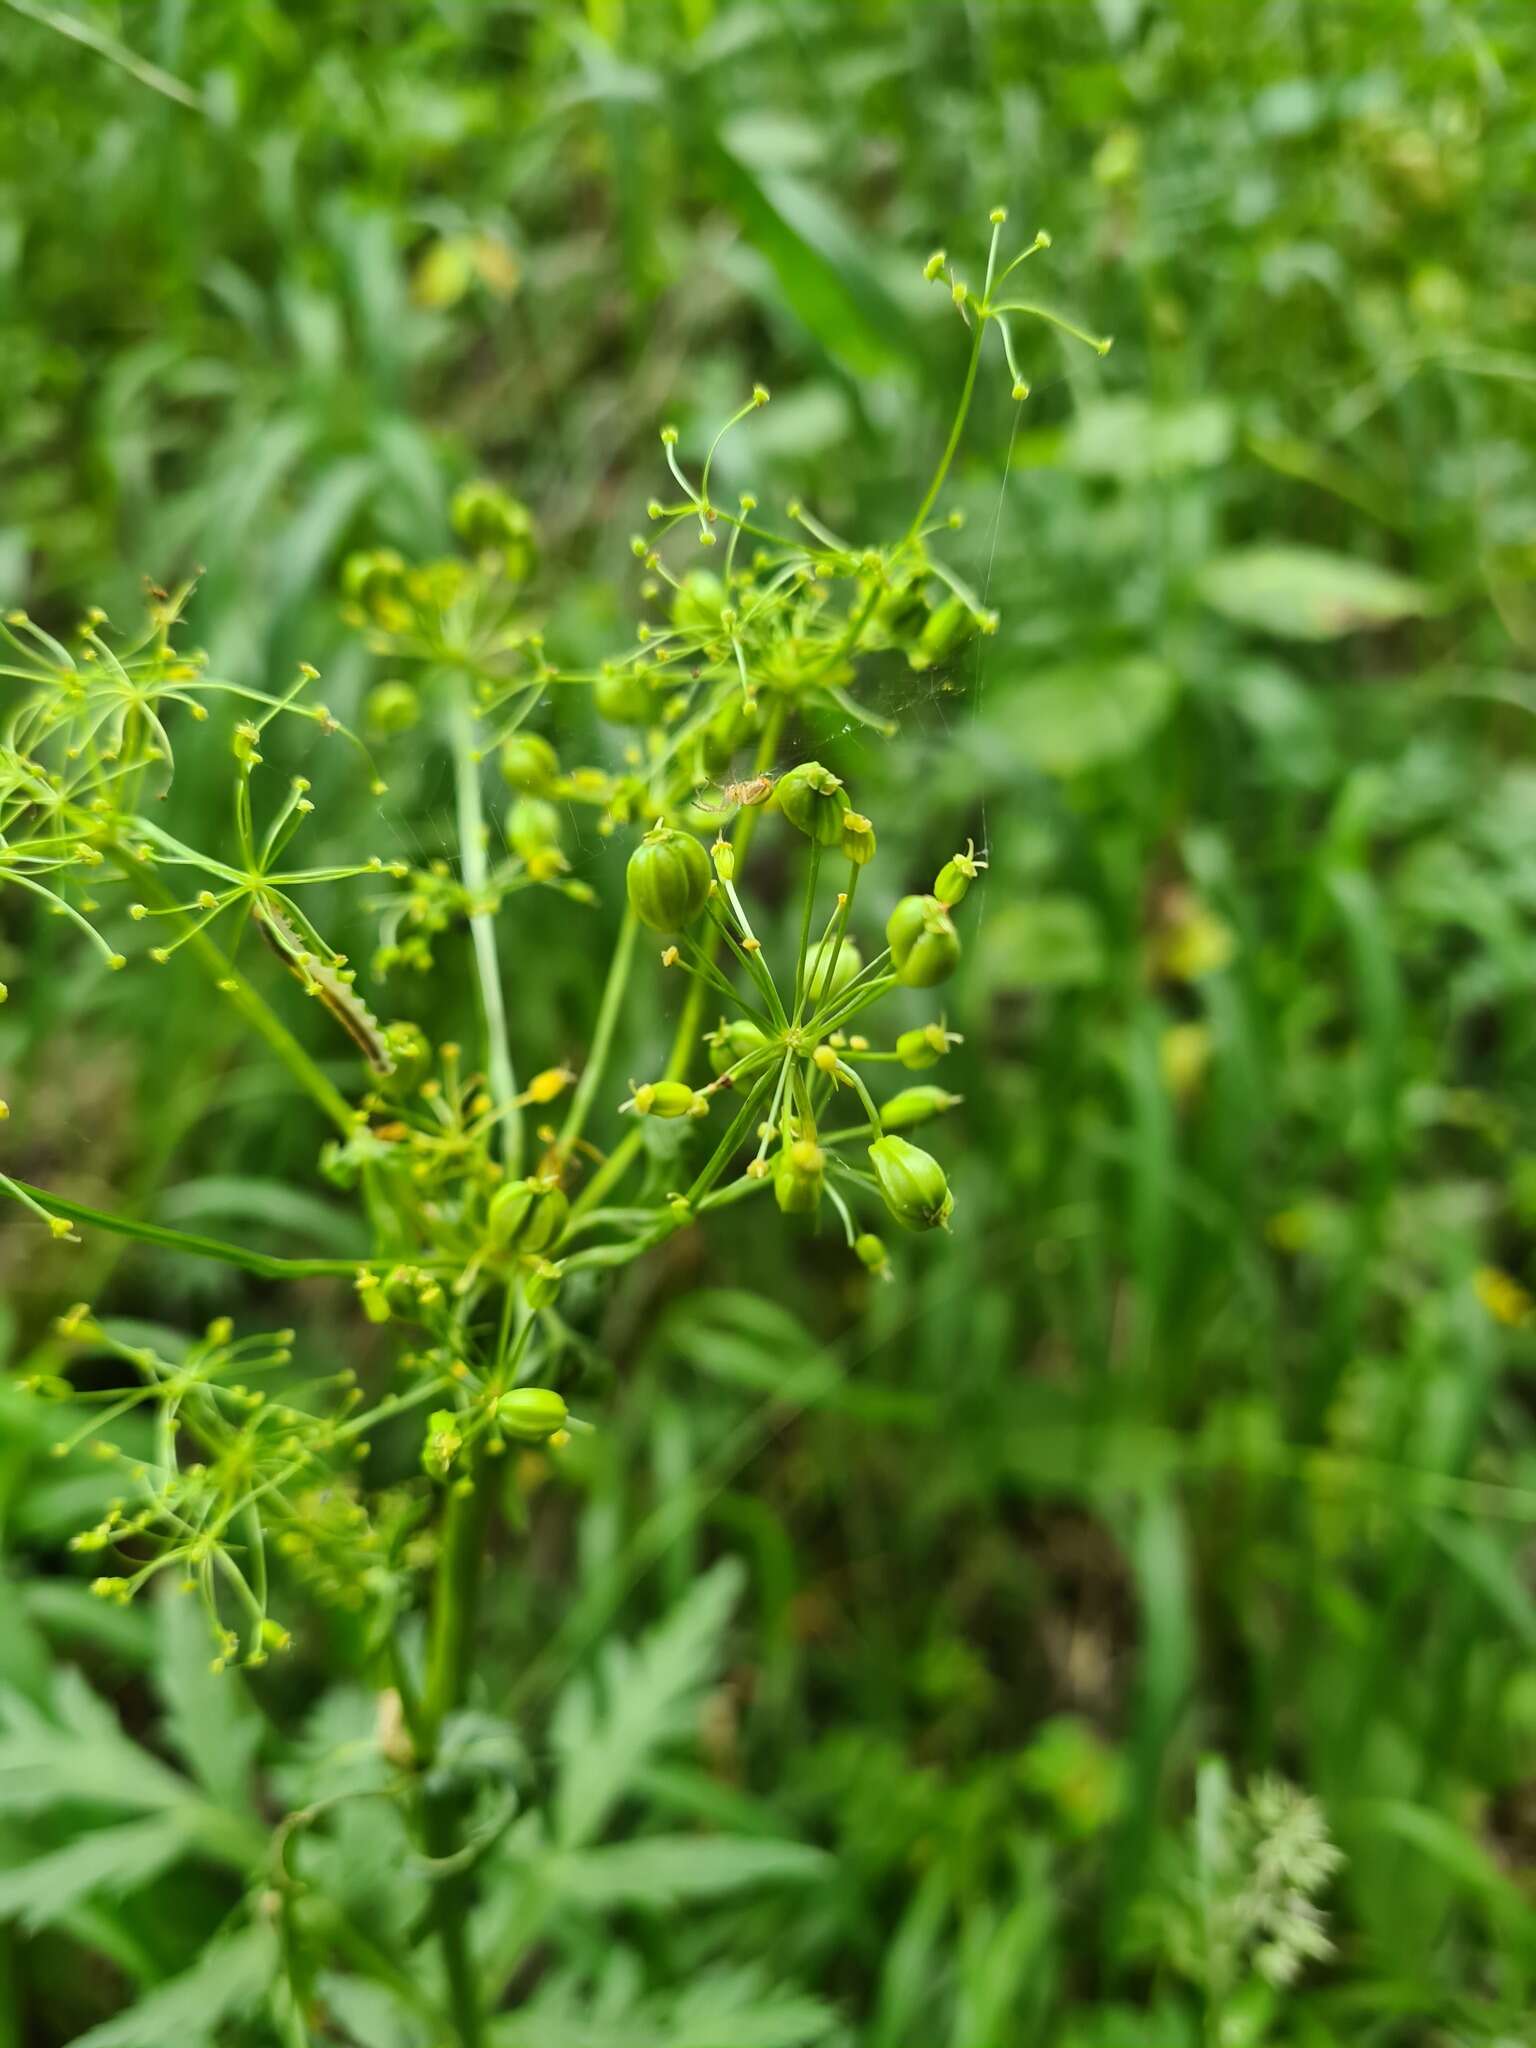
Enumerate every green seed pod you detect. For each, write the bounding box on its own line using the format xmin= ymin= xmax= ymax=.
xmin=451 ymin=481 xmax=535 ymax=580
xmin=868 ymin=1134 xmax=954 ymax=1232
xmin=707 ymin=1017 xmax=769 ymax=1076
xmin=500 ymin=733 xmax=560 ymax=793
xmin=896 ymin=1022 xmax=959 ymax=1070
xmin=627 ymin=824 xmax=713 ymax=932
xmin=365 ymin=680 xmax=421 ymax=736
xmin=886 ymin=894 xmax=961 ymax=988
xmin=909 ymin=595 xmax=975 ymax=672
xmin=933 ymin=843 xmax=986 ymax=905
xmin=854 ymin=1232 xmax=889 ymax=1274
xmin=595 ymin=664 xmax=654 ymax=725
xmin=774 ymin=1137 xmax=825 ymax=1216
xmin=522 ymin=1258 xmax=564 ymax=1312
xmin=775 ymin=761 xmax=850 ymax=847
xmin=841 ymin=811 xmax=877 ymax=867
xmin=807 ymin=935 xmax=863 ymax=999
xmin=507 ymin=797 xmax=561 ymax=863
xmin=880 ymin=1085 xmax=963 ymax=1131
xmin=496 ymin=1386 xmax=567 ymax=1442
xmin=671 ymin=570 xmax=726 ymax=634
xmin=487 ymin=1177 xmax=569 ymax=1253
xmin=630 ymin=1079 xmax=706 ymax=1118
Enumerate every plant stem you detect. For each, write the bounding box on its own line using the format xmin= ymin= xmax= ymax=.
xmin=105 ymin=850 xmax=355 ymax=1135
xmin=450 ymin=683 xmax=520 ymax=1172
xmin=559 ymin=903 xmax=639 ymax=1154
xmin=905 ymin=318 xmax=985 ymax=544
xmin=419 ymin=1451 xmax=495 ymax=2048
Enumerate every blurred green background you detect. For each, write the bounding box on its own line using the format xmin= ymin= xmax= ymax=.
xmin=5 ymin=1 xmax=1536 ymax=2042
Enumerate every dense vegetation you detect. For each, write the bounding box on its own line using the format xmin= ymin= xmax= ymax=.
xmin=3 ymin=3 xmax=1536 ymax=2043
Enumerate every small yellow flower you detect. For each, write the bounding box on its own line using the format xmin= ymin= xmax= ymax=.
xmin=1475 ymin=1265 xmax=1534 ymax=1329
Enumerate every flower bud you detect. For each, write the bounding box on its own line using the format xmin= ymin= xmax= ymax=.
xmin=807 ymin=935 xmax=863 ymax=999
xmin=630 ymin=1080 xmax=708 ymax=1118
xmin=896 ymin=1022 xmax=961 ymax=1069
xmin=500 ymin=733 xmax=560 ymax=793
xmin=868 ymin=1134 xmax=954 ymax=1232
xmin=774 ymin=1138 xmax=825 ymax=1216
xmin=775 ymin=761 xmax=850 ymax=847
xmin=707 ymin=1017 xmax=769 ymax=1076
xmin=487 ymin=1176 xmax=569 ymax=1253
xmin=841 ymin=811 xmax=876 ymax=866
xmin=854 ymin=1231 xmax=889 ymax=1274
xmin=710 ymin=836 xmax=735 ymax=883
xmin=933 ymin=841 xmax=987 ymax=905
xmin=627 ymin=824 xmax=713 ymax=931
xmin=595 ymin=665 xmax=654 ymax=725
xmin=880 ymin=1085 xmax=963 ymax=1130
xmin=496 ymin=1386 xmax=567 ymax=1442
xmin=886 ymin=895 xmax=961 ymax=988
xmin=365 ymin=680 xmax=420 ymax=735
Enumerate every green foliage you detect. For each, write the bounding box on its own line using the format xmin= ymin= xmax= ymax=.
xmin=5 ymin=1 xmax=1536 ymax=2045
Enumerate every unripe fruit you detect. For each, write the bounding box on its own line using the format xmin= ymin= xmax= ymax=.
xmin=854 ymin=1232 xmax=889 ymax=1274
xmin=807 ymin=935 xmax=863 ymax=999
xmin=841 ymin=811 xmax=877 ymax=866
xmin=933 ymin=843 xmax=986 ymax=905
xmin=775 ymin=761 xmax=850 ymax=846
xmin=868 ymin=1134 xmax=954 ymax=1232
xmin=507 ymin=797 xmax=561 ymax=863
xmin=522 ymin=1258 xmax=564 ymax=1311
xmin=774 ymin=1138 xmax=825 ymax=1216
xmin=342 ymin=548 xmax=405 ymax=607
xmin=365 ymin=680 xmax=420 ymax=735
xmin=487 ymin=1177 xmax=568 ymax=1253
xmin=631 ymin=1080 xmax=707 ymax=1118
xmin=886 ymin=894 xmax=960 ymax=988
xmin=880 ymin=1085 xmax=963 ymax=1130
xmin=451 ymin=481 xmax=535 ymax=579
xmin=707 ymin=1017 xmax=769 ymax=1076
xmin=595 ymin=665 xmax=654 ymax=725
xmin=500 ymin=733 xmax=560 ymax=793
xmin=627 ymin=824 xmax=713 ymax=931
xmin=896 ymin=1023 xmax=959 ymax=1070
xmin=496 ymin=1386 xmax=567 ymax=1442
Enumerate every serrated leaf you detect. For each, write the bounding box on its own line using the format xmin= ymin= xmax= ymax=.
xmin=70 ymin=1922 xmax=277 ymax=2048
xmin=0 ymin=1671 xmax=190 ymax=1817
xmin=0 ymin=1812 xmax=191 ymax=1932
xmin=1002 ymin=658 xmax=1178 ymax=777
xmin=1198 ymin=546 xmax=1428 ymax=640
xmin=156 ymin=1587 xmax=262 ymax=1815
xmin=551 ymin=1560 xmax=744 ymax=1848
xmin=551 ymin=1833 xmax=829 ymax=1909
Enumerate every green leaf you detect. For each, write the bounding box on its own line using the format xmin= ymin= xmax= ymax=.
xmin=156 ymin=1588 xmax=262 ymax=1816
xmin=1063 ymin=397 xmax=1233 ymax=481
xmin=0 ymin=1812 xmax=191 ymax=1932
xmin=156 ymin=1176 xmax=368 ymax=1256
xmin=549 ymin=1834 xmax=829 ymax=1909
xmin=1198 ymin=546 xmax=1428 ymax=640
xmin=1002 ymin=658 xmax=1179 ymax=777
xmin=69 ymin=1923 xmax=277 ymax=2048
xmin=0 ymin=1671 xmax=190 ymax=1817
xmin=550 ymin=1560 xmax=744 ymax=1848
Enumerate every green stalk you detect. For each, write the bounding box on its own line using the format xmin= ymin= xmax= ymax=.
xmin=419 ymin=1452 xmax=496 ymax=2048
xmin=905 ymin=318 xmax=985 ymax=543
xmin=559 ymin=904 xmax=640 ymax=1153
xmin=450 ymin=683 xmax=520 ymax=1171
